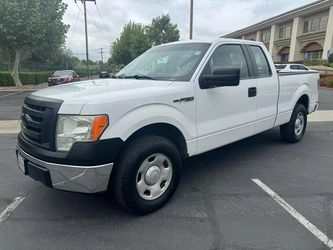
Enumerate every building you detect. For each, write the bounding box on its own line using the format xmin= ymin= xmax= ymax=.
xmin=222 ymin=0 xmax=333 ymax=63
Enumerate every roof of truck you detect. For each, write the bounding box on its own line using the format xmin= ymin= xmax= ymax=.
xmin=156 ymin=38 xmax=264 ymax=48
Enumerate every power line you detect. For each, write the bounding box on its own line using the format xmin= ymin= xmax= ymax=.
xmin=67 ymin=8 xmax=81 ymax=47
xmin=86 ymin=7 xmax=110 ymax=43
xmin=95 ymin=2 xmax=110 ymax=39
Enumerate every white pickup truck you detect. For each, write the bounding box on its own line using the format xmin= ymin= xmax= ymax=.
xmin=17 ymin=39 xmax=319 ymax=214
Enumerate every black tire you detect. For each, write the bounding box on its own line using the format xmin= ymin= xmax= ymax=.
xmin=111 ymin=135 xmax=181 ymax=214
xmin=280 ymin=103 xmax=307 ymax=143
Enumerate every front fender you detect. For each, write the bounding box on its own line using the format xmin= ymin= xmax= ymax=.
xmin=101 ymin=104 xmax=196 ymax=142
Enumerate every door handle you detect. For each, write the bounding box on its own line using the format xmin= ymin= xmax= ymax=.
xmin=248 ymin=87 xmax=257 ymax=97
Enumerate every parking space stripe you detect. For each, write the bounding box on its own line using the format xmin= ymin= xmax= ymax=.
xmin=0 ymin=120 xmax=21 ymax=134
xmin=0 ymin=196 xmax=25 ymax=226
xmin=252 ymin=179 xmax=333 ymax=249
xmin=0 ymin=92 xmax=19 ymax=98
xmin=309 ymin=111 xmax=333 ymax=122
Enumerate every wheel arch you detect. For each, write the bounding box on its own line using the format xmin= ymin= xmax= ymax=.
xmin=120 ymin=123 xmax=188 ymax=160
xmin=296 ymin=94 xmax=310 ymax=113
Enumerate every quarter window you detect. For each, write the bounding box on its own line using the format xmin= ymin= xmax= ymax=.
xmin=202 ymin=44 xmax=250 ymax=79
xmin=249 ymin=46 xmax=271 ymax=78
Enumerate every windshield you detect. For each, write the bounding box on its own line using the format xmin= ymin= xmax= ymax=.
xmin=275 ymin=64 xmax=286 ymax=69
xmin=53 ymin=70 xmax=73 ymax=77
xmin=116 ymin=43 xmax=211 ymax=81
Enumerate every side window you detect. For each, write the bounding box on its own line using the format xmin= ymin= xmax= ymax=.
xmin=298 ymin=65 xmax=308 ymax=70
xmin=290 ymin=65 xmax=298 ymax=70
xmin=249 ymin=46 xmax=271 ymax=78
xmin=202 ymin=44 xmax=250 ymax=79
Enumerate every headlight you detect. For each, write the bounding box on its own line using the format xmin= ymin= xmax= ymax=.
xmin=56 ymin=115 xmax=108 ymax=151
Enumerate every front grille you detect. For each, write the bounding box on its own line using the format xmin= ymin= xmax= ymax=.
xmin=21 ymin=95 xmax=63 ymax=150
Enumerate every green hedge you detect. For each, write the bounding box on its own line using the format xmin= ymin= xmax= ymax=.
xmin=0 ymin=71 xmax=52 ymax=86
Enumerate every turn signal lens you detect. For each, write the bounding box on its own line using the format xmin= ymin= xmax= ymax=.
xmin=91 ymin=115 xmax=109 ymax=141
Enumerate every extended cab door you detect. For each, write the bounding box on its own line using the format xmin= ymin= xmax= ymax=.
xmin=246 ymin=45 xmax=279 ymax=133
xmin=195 ymin=43 xmax=257 ymax=154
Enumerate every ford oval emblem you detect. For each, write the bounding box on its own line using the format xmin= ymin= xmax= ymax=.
xmin=22 ymin=114 xmax=31 ymax=127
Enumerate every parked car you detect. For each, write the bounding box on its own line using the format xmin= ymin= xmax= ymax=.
xmin=275 ymin=64 xmax=312 ymax=73
xmin=99 ymin=71 xmax=111 ymax=78
xmin=17 ymin=39 xmax=319 ymax=214
xmin=48 ymin=70 xmax=80 ymax=86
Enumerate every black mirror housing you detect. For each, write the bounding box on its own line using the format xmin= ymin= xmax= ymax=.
xmin=199 ymin=68 xmax=240 ymax=89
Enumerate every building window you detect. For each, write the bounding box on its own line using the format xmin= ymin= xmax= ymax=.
xmin=281 ymin=54 xmax=289 ymax=62
xmin=278 ymin=25 xmax=292 ymax=39
xmin=304 ymin=51 xmax=323 ymax=59
xmin=278 ymin=46 xmax=290 ymax=62
xmin=303 ymin=15 xmax=328 ymax=33
xmin=261 ymin=30 xmax=271 ymax=43
xmin=302 ymin=42 xmax=323 ymax=60
xmin=320 ymin=16 xmax=328 ymax=30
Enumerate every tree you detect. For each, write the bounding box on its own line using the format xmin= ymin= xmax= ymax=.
xmin=110 ymin=22 xmax=150 ymax=66
xmin=0 ymin=0 xmax=68 ymax=86
xmin=109 ymin=16 xmax=180 ymax=68
xmin=146 ymin=14 xmax=180 ymax=47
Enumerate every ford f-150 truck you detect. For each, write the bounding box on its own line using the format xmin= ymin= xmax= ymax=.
xmin=17 ymin=39 xmax=319 ymax=214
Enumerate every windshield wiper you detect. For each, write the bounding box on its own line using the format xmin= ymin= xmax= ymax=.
xmin=113 ymin=74 xmax=156 ymax=80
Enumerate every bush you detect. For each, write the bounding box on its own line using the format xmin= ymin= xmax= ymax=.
xmin=320 ymin=77 xmax=333 ymax=87
xmin=0 ymin=71 xmax=52 ymax=86
xmin=303 ymin=59 xmax=327 ymax=66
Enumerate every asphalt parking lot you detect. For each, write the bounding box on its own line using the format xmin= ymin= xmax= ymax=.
xmin=0 ymin=89 xmax=333 ymax=249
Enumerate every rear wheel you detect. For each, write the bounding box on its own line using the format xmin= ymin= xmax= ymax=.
xmin=111 ymin=135 xmax=181 ymax=214
xmin=280 ymin=103 xmax=307 ymax=143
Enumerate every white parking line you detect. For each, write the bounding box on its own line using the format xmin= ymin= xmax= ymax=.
xmin=0 ymin=120 xmax=21 ymax=134
xmin=0 ymin=92 xmax=19 ymax=98
xmin=0 ymin=196 xmax=25 ymax=226
xmin=308 ymin=111 xmax=333 ymax=122
xmin=252 ymin=179 xmax=333 ymax=249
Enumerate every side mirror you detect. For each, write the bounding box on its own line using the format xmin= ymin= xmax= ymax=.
xmin=199 ymin=68 xmax=240 ymax=89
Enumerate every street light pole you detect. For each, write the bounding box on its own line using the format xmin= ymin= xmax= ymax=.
xmin=189 ymin=0 xmax=193 ymax=39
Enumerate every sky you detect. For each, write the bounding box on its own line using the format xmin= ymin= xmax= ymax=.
xmin=63 ymin=0 xmax=315 ymax=61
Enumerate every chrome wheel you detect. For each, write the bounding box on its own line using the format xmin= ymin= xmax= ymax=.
xmin=136 ymin=153 xmax=173 ymax=200
xmin=294 ymin=112 xmax=305 ymax=136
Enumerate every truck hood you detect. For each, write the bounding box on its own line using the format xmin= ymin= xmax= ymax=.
xmin=31 ymin=79 xmax=173 ymax=113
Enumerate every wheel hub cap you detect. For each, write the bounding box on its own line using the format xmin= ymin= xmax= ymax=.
xmin=136 ymin=153 xmax=173 ymax=200
xmin=145 ymin=166 xmax=161 ymax=185
xmin=295 ymin=112 xmax=304 ymax=136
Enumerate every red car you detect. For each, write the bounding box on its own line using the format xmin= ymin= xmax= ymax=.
xmin=48 ymin=70 xmax=80 ymax=86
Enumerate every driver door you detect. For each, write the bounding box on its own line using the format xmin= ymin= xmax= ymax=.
xmin=195 ymin=43 xmax=257 ymax=154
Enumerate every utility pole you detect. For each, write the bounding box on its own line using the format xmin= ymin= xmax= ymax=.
xmin=99 ymin=48 xmax=104 ymax=64
xmin=99 ymin=48 xmax=105 ymax=71
xmin=189 ymin=0 xmax=193 ymax=39
xmin=76 ymin=0 xmax=96 ymax=78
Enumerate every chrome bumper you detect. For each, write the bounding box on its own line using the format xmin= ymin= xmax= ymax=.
xmin=17 ymin=147 xmax=114 ymax=193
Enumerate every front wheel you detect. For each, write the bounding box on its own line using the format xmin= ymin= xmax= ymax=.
xmin=280 ymin=104 xmax=307 ymax=143
xmin=111 ymin=135 xmax=181 ymax=214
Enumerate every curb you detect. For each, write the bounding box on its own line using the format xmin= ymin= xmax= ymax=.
xmin=320 ymin=86 xmax=333 ymax=90
xmin=0 ymin=83 xmax=47 ymax=92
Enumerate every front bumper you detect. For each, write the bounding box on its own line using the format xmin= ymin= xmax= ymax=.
xmin=17 ymin=147 xmax=113 ymax=193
